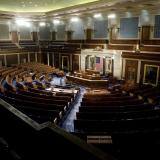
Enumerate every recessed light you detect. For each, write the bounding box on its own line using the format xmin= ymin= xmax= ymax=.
xmin=53 ymin=19 xmax=60 ymax=24
xmin=108 ymin=14 xmax=116 ymax=19
xmin=39 ymin=22 xmax=46 ymax=26
xmin=93 ymin=13 xmax=102 ymax=18
xmin=71 ymin=17 xmax=79 ymax=22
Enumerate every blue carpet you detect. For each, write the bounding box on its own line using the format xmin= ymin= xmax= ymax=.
xmin=61 ymin=87 xmax=86 ymax=132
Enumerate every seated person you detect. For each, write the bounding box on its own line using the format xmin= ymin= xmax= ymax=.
xmin=3 ymin=74 xmax=16 ymax=92
xmin=0 ymin=84 xmax=4 ymax=93
xmin=33 ymin=78 xmax=46 ymax=89
xmin=24 ymin=76 xmax=38 ymax=89
xmin=15 ymin=76 xmax=27 ymax=91
xmin=41 ymin=76 xmax=50 ymax=87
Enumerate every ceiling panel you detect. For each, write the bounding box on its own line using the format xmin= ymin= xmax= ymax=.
xmin=0 ymin=0 xmax=99 ymax=12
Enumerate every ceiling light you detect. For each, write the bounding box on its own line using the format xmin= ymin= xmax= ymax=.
xmin=16 ymin=19 xmax=31 ymax=27
xmin=93 ymin=13 xmax=102 ymax=18
xmin=53 ymin=19 xmax=60 ymax=25
xmin=71 ymin=17 xmax=79 ymax=22
xmin=39 ymin=22 xmax=46 ymax=27
xmin=16 ymin=19 xmax=26 ymax=26
xmin=108 ymin=14 xmax=116 ymax=19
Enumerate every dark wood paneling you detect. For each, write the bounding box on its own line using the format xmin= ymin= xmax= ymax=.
xmin=140 ymin=45 xmax=160 ymax=52
xmin=66 ymin=31 xmax=73 ymax=41
xmin=30 ymin=53 xmax=35 ymax=62
xmin=122 ymin=52 xmax=160 ymax=61
xmin=82 ymin=44 xmax=104 ymax=49
xmin=41 ymin=52 xmax=47 ymax=64
xmin=110 ymin=39 xmax=139 ymax=44
xmin=85 ymin=29 xmax=93 ymax=40
xmin=125 ymin=60 xmax=138 ymax=82
xmin=31 ymin=32 xmax=38 ymax=42
xmin=108 ymin=39 xmax=160 ymax=52
xmin=68 ymin=39 xmax=107 ymax=44
xmin=6 ymin=54 xmax=18 ymax=66
xmin=60 ymin=54 xmax=70 ymax=71
xmin=20 ymin=53 xmax=28 ymax=63
xmin=0 ymin=55 xmax=4 ymax=66
xmin=54 ymin=53 xmax=59 ymax=68
xmin=141 ymin=26 xmax=151 ymax=41
xmin=52 ymin=31 xmax=56 ymax=41
xmin=72 ymin=54 xmax=80 ymax=71
xmin=142 ymin=40 xmax=160 ymax=45
xmin=37 ymin=52 xmax=42 ymax=63
xmin=108 ymin=44 xmax=134 ymax=50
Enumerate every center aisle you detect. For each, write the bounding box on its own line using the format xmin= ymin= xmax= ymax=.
xmin=61 ymin=87 xmax=86 ymax=132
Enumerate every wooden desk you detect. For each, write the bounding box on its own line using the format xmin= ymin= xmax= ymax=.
xmin=66 ymin=75 xmax=108 ymax=88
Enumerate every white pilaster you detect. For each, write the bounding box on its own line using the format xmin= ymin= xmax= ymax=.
xmin=17 ymin=54 xmax=20 ymax=64
xmin=47 ymin=52 xmax=50 ymax=66
xmin=122 ymin=58 xmax=126 ymax=78
xmin=137 ymin=60 xmax=141 ymax=83
xmin=4 ymin=55 xmax=7 ymax=66
xmin=35 ymin=52 xmax=38 ymax=62
xmin=28 ymin=52 xmax=30 ymax=62
xmin=52 ymin=53 xmax=54 ymax=66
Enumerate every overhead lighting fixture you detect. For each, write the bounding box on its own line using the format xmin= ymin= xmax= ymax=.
xmin=71 ymin=17 xmax=79 ymax=22
xmin=108 ymin=14 xmax=116 ymax=19
xmin=16 ymin=18 xmax=31 ymax=27
xmin=16 ymin=19 xmax=25 ymax=26
xmin=93 ymin=13 xmax=102 ymax=18
xmin=53 ymin=19 xmax=60 ymax=25
xmin=39 ymin=22 xmax=46 ymax=27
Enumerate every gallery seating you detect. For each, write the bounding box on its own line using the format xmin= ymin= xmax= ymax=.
xmin=0 ymin=93 xmax=64 ymax=123
xmin=74 ymin=87 xmax=160 ymax=134
xmin=81 ymin=98 xmax=144 ymax=106
xmin=5 ymin=91 xmax=70 ymax=107
xmin=0 ymin=41 xmax=18 ymax=50
xmin=74 ymin=115 xmax=160 ymax=132
xmin=76 ymin=108 xmax=160 ymax=120
xmin=79 ymin=104 xmax=154 ymax=112
xmin=0 ymin=102 xmax=110 ymax=160
xmin=18 ymin=90 xmax=72 ymax=102
xmin=82 ymin=95 xmax=136 ymax=101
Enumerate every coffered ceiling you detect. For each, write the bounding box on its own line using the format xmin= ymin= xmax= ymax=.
xmin=0 ymin=0 xmax=99 ymax=12
xmin=0 ymin=0 xmax=160 ymax=20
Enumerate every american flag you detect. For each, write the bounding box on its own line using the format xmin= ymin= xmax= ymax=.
xmin=95 ymin=57 xmax=103 ymax=72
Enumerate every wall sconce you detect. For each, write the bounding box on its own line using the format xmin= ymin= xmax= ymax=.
xmin=117 ymin=27 xmax=120 ymax=32
xmin=134 ymin=44 xmax=140 ymax=53
xmin=138 ymin=27 xmax=141 ymax=32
